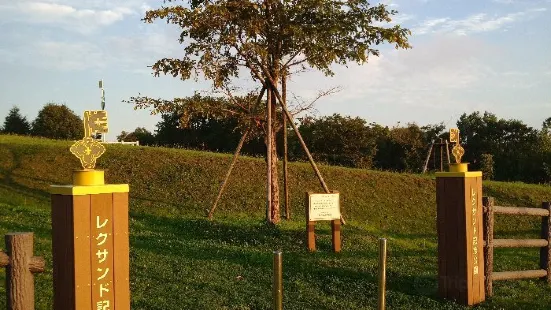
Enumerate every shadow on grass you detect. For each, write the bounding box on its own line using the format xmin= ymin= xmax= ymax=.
xmin=0 ymin=147 xmax=53 ymax=202
xmin=129 ymin=212 xmax=444 ymax=301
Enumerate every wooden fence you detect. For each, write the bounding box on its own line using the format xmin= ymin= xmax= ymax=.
xmin=0 ymin=232 xmax=45 ymax=310
xmin=482 ymin=197 xmax=551 ymax=297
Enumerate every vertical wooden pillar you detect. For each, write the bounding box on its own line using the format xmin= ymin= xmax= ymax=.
xmin=305 ymin=192 xmax=316 ymax=252
xmin=51 ymin=182 xmax=130 ymax=310
xmin=436 ymin=171 xmax=485 ymax=306
xmin=540 ymin=202 xmax=551 ymax=284
xmin=331 ymin=219 xmax=341 ymax=253
xmin=482 ymin=197 xmax=494 ymax=297
xmin=3 ymin=233 xmax=45 ymax=310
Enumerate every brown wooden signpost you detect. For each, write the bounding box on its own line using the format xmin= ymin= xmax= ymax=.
xmin=435 ymin=129 xmax=485 ymax=306
xmin=49 ymin=110 xmax=130 ymax=310
xmin=305 ymin=191 xmax=341 ymax=252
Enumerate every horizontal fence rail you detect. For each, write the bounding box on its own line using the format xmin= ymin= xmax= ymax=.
xmin=493 ymin=239 xmax=548 ymax=248
xmin=483 ymin=198 xmax=551 ymax=298
xmin=493 ymin=206 xmax=550 ymax=217
xmin=492 ymin=269 xmax=547 ymax=281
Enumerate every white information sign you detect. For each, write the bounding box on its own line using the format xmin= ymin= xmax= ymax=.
xmin=308 ymin=193 xmax=340 ymax=221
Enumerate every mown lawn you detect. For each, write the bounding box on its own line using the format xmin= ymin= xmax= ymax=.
xmin=1 ymin=134 xmax=551 ymax=309
xmin=1 ymin=182 xmax=550 ymax=309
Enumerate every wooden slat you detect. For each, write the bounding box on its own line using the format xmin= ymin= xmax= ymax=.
xmin=73 ymin=195 xmax=92 ymax=309
xmin=52 ymin=194 xmax=76 ymax=310
xmin=493 ymin=206 xmax=549 ymax=217
xmin=436 ymin=178 xmax=447 ymax=298
xmin=492 ymin=269 xmax=547 ymax=281
xmin=493 ymin=239 xmax=548 ymax=248
xmin=473 ymin=176 xmax=485 ymax=304
xmin=450 ymin=177 xmax=462 ymax=302
xmin=464 ymin=178 xmax=473 ymax=305
xmin=91 ymin=193 xmax=114 ymax=309
xmin=113 ymin=192 xmax=131 ymax=310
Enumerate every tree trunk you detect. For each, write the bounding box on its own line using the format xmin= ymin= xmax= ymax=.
xmin=265 ymin=79 xmax=280 ymax=224
xmin=269 ymin=107 xmax=280 ymax=224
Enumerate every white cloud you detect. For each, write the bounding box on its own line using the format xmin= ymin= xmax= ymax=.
xmin=413 ymin=8 xmax=548 ymax=36
xmin=32 ymin=41 xmax=106 ymax=70
xmin=0 ymin=21 xmax=182 ymax=72
xmin=288 ymin=35 xmax=497 ymax=112
xmin=0 ymin=0 xmax=148 ymax=33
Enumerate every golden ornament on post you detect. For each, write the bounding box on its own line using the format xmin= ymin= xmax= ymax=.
xmin=449 ymin=128 xmax=468 ymax=172
xmin=70 ymin=110 xmax=108 ymax=186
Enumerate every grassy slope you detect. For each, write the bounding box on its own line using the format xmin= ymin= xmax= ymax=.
xmin=0 ymin=134 xmax=550 ymax=309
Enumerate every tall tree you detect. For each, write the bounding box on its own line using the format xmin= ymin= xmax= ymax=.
xmin=457 ymin=111 xmax=541 ymax=182
xmin=290 ymin=114 xmax=379 ymax=169
xmin=117 ymin=127 xmax=156 ymax=145
xmin=128 ymin=0 xmax=411 ymax=224
xmin=31 ymin=103 xmax=83 ymax=140
xmin=2 ymin=106 xmax=31 ymax=135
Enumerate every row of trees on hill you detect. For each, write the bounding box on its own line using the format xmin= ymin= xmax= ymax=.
xmin=1 ymin=104 xmax=83 ymax=139
xmin=117 ymin=95 xmax=551 ymax=184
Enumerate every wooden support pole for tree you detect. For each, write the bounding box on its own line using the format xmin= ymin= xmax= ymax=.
xmin=422 ymin=142 xmax=433 ymax=173
xmin=208 ymin=86 xmax=266 ymax=220
xmin=266 ymin=84 xmax=273 ymax=223
xmin=483 ymin=197 xmax=494 ymax=298
xmin=208 ymin=129 xmax=250 ymax=219
xmin=282 ymin=73 xmax=290 ymax=220
xmin=2 ymin=232 xmax=45 ymax=310
xmin=433 ymin=142 xmax=436 ymax=170
xmin=540 ymin=201 xmax=551 ymax=283
xmin=445 ymin=139 xmax=451 ymax=164
xmin=440 ymin=138 xmax=444 ymax=172
xmin=267 ymin=79 xmax=329 ymax=193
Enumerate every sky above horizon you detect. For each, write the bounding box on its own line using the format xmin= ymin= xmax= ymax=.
xmin=0 ymin=0 xmax=549 ymax=141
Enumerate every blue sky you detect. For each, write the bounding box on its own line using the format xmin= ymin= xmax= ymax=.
xmin=0 ymin=0 xmax=549 ymax=141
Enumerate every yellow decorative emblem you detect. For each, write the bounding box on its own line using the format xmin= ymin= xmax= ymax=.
xmin=450 ymin=128 xmax=464 ymax=164
xmin=70 ymin=111 xmax=109 ymax=169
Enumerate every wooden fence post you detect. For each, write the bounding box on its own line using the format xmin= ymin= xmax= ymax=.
xmin=482 ymin=197 xmax=494 ymax=297
xmin=540 ymin=202 xmax=551 ymax=284
xmin=1 ymin=232 xmax=45 ymax=310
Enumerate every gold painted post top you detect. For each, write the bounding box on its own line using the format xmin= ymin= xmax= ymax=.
xmin=435 ymin=171 xmax=482 ymax=178
xmin=50 ymin=184 xmax=129 ymax=196
xmin=73 ymin=169 xmax=105 ymax=186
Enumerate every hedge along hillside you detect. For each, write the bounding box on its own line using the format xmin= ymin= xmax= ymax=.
xmin=1 ymin=134 xmax=550 ymax=235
